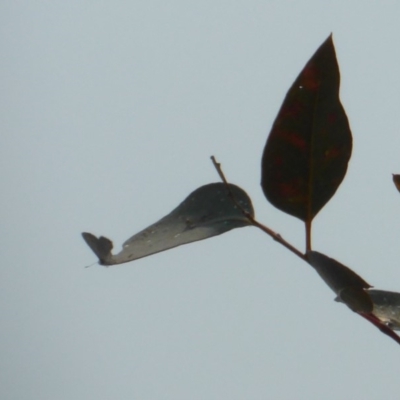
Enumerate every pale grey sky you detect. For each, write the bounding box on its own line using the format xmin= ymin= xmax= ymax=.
xmin=2 ymin=1 xmax=400 ymax=399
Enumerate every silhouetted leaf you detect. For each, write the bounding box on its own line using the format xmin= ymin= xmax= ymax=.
xmin=368 ymin=289 xmax=400 ymax=330
xmin=261 ymin=35 xmax=352 ymax=222
xmin=82 ymin=182 xmax=254 ymax=266
xmin=392 ymin=174 xmax=400 ymax=193
xmin=307 ymin=251 xmax=373 ymax=312
xmin=307 ymin=252 xmax=400 ymax=344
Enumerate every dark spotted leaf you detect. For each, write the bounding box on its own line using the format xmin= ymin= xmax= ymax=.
xmin=82 ymin=183 xmax=254 ymax=266
xmin=307 ymin=251 xmax=373 ymax=313
xmin=261 ymin=35 xmax=352 ymax=223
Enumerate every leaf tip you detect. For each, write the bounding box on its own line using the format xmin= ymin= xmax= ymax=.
xmin=392 ymin=174 xmax=400 ymax=192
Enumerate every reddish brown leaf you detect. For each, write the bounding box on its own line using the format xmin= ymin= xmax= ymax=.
xmin=261 ymin=35 xmax=352 ymax=223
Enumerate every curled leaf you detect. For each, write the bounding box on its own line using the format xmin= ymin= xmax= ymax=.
xmin=368 ymin=289 xmax=400 ymax=330
xmin=82 ymin=182 xmax=254 ymax=266
xmin=307 ymin=251 xmax=373 ymax=313
xmin=261 ymin=35 xmax=352 ymax=223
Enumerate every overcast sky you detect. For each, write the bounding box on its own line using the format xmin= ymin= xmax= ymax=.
xmin=2 ymin=1 xmax=400 ymax=399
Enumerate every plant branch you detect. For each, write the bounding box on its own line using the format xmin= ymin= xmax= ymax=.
xmin=210 ymin=156 xmax=307 ymax=262
xmin=211 ymin=155 xmax=400 ymax=347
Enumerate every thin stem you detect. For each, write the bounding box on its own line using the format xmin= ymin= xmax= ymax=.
xmin=210 ymin=156 xmax=307 ymax=262
xmin=249 ymin=218 xmax=307 ymax=261
xmin=305 ymin=219 xmax=312 ymax=252
xmin=358 ymin=312 xmax=400 ymax=346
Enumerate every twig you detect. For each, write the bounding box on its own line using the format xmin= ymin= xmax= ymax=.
xmin=359 ymin=312 xmax=400 ymax=346
xmin=210 ymin=156 xmax=307 ymax=262
xmin=211 ymin=155 xmax=400 ymax=347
